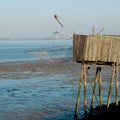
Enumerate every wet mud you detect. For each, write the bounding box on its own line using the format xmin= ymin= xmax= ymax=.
xmin=80 ymin=101 xmax=120 ymax=120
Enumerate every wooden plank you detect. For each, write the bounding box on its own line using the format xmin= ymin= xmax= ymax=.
xmin=100 ymin=37 xmax=111 ymax=62
xmin=96 ymin=36 xmax=102 ymax=61
xmin=73 ymin=35 xmax=87 ymax=62
xmin=79 ymin=35 xmax=87 ymax=61
xmin=110 ymin=39 xmax=119 ymax=62
xmin=73 ymin=34 xmax=76 ymax=61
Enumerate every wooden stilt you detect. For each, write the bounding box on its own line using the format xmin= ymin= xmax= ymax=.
xmin=107 ymin=64 xmax=115 ymax=108
xmin=99 ymin=67 xmax=102 ymax=108
xmin=91 ymin=67 xmax=99 ymax=108
xmin=74 ymin=65 xmax=84 ymax=120
xmin=83 ymin=64 xmax=87 ymax=112
xmin=115 ymin=63 xmax=119 ymax=106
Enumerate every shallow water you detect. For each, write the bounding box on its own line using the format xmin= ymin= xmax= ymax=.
xmin=0 ymin=71 xmax=78 ymax=120
xmin=0 ymin=39 xmax=72 ymax=62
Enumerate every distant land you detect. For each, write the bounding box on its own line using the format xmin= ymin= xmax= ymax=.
xmin=0 ymin=34 xmax=119 ymax=41
xmin=0 ymin=37 xmax=71 ymax=41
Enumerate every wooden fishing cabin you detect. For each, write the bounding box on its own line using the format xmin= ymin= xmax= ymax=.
xmin=73 ymin=34 xmax=120 ymax=120
xmin=53 ymin=14 xmax=120 ymax=119
xmin=73 ymin=34 xmax=120 ymax=65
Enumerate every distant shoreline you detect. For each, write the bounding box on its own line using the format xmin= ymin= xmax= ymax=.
xmin=0 ymin=37 xmax=71 ymax=41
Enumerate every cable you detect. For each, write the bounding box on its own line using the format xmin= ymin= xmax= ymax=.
xmin=56 ymin=15 xmax=120 ymax=36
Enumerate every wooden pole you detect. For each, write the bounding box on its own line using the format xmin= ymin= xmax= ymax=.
xmin=98 ymin=27 xmax=104 ymax=35
xmin=115 ymin=63 xmax=119 ymax=106
xmin=99 ymin=67 xmax=102 ymax=108
xmin=74 ymin=65 xmax=84 ymax=119
xmin=83 ymin=64 xmax=87 ymax=112
xmin=91 ymin=67 xmax=99 ymax=108
xmin=92 ymin=27 xmax=95 ymax=36
xmin=107 ymin=64 xmax=115 ymax=108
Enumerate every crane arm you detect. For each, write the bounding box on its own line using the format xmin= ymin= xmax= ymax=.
xmin=54 ymin=15 xmax=63 ymax=28
xmin=53 ymin=14 xmax=71 ymax=38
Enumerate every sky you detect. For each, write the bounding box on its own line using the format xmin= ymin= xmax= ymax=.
xmin=0 ymin=0 xmax=120 ymax=38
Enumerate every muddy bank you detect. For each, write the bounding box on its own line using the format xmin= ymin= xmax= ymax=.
xmin=0 ymin=58 xmax=81 ymax=79
xmin=80 ymin=101 xmax=120 ymax=120
xmin=0 ymin=58 xmax=112 ymax=80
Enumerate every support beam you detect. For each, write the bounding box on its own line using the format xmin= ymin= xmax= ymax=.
xmin=115 ymin=63 xmax=119 ymax=106
xmin=107 ymin=64 xmax=115 ymax=108
xmin=83 ymin=64 xmax=87 ymax=112
xmin=91 ymin=67 xmax=99 ymax=108
xmin=98 ymin=67 xmax=102 ymax=108
xmin=74 ymin=62 xmax=119 ymax=120
xmin=74 ymin=65 xmax=84 ymax=120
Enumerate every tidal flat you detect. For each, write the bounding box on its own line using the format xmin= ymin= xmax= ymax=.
xmin=0 ymin=58 xmax=119 ymax=120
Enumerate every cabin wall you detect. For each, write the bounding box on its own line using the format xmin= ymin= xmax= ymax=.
xmin=73 ymin=34 xmax=87 ymax=61
xmin=73 ymin=34 xmax=120 ymax=64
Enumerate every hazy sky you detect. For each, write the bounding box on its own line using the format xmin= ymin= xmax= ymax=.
xmin=0 ymin=0 xmax=120 ymax=38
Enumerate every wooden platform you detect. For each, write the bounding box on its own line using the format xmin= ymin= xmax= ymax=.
xmin=73 ymin=34 xmax=120 ymax=120
xmin=73 ymin=34 xmax=120 ymax=65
